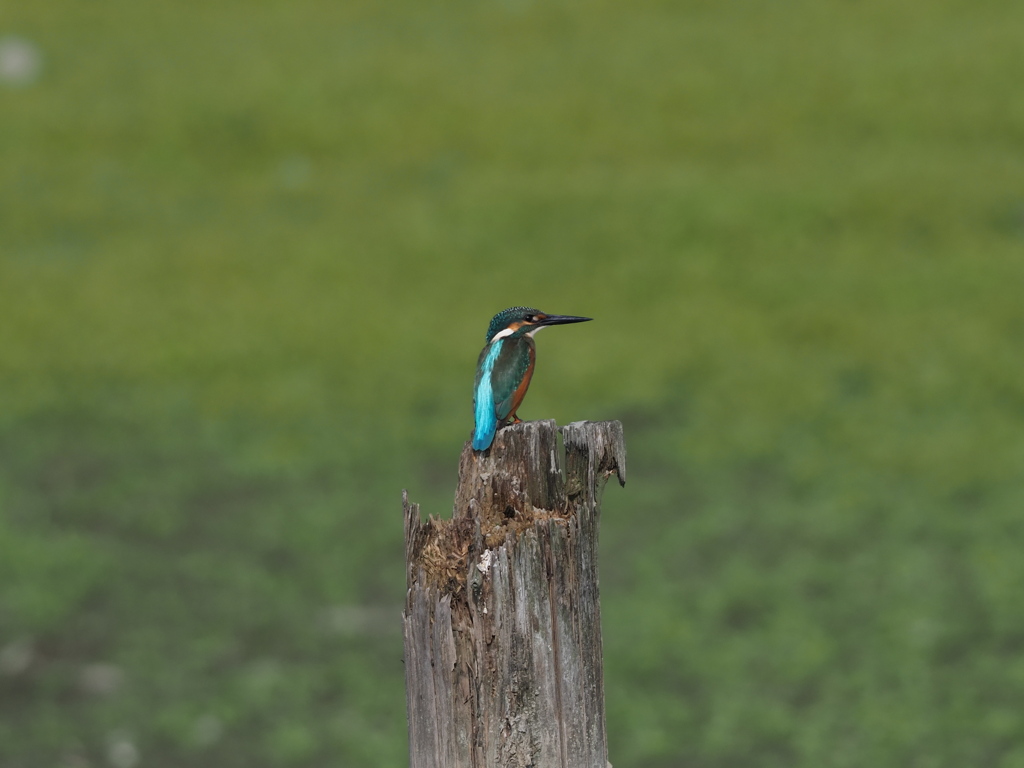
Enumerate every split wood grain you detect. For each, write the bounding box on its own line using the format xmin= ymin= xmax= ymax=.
xmin=403 ymin=420 xmax=625 ymax=768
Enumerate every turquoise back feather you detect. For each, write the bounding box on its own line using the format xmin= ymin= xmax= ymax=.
xmin=472 ymin=339 xmax=503 ymax=450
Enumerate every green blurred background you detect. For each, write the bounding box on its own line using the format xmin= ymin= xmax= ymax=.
xmin=2 ymin=0 xmax=1024 ymax=765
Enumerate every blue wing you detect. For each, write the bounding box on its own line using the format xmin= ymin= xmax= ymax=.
xmin=492 ymin=339 xmax=533 ymax=421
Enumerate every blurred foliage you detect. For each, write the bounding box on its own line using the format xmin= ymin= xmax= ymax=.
xmin=2 ymin=0 xmax=1024 ymax=766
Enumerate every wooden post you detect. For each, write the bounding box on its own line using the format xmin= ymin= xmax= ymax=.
xmin=403 ymin=419 xmax=626 ymax=768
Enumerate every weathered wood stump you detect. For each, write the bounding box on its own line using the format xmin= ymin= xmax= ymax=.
xmin=403 ymin=419 xmax=626 ymax=768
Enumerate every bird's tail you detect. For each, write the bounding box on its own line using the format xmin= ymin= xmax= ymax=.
xmin=472 ymin=410 xmax=497 ymax=451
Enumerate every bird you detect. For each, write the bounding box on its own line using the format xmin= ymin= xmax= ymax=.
xmin=472 ymin=306 xmax=591 ymax=451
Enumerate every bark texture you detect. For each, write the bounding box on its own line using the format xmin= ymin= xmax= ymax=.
xmin=403 ymin=419 xmax=625 ymax=768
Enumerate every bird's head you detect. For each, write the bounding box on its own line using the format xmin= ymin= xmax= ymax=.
xmin=484 ymin=306 xmax=592 ymax=344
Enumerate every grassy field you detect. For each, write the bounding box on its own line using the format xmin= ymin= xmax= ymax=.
xmin=2 ymin=0 xmax=1024 ymax=765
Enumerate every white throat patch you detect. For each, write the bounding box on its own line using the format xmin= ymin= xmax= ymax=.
xmin=490 ymin=327 xmax=516 ymax=341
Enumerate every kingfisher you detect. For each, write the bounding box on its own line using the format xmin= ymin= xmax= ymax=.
xmin=472 ymin=306 xmax=591 ymax=451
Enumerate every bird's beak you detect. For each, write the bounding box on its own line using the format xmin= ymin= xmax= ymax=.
xmin=537 ymin=314 xmax=592 ymax=327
